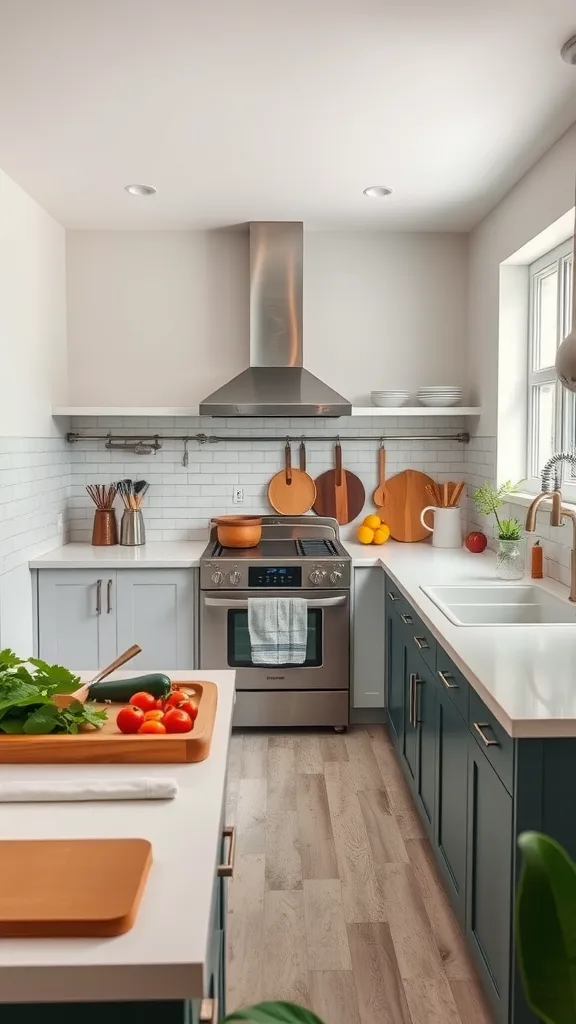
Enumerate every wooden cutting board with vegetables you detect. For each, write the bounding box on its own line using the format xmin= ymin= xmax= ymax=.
xmin=384 ymin=469 xmax=437 ymax=542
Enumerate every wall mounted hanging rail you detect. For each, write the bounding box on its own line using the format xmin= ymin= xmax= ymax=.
xmin=67 ymin=430 xmax=469 ymax=446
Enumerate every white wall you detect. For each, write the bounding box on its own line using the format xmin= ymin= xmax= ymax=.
xmin=65 ymin=229 xmax=469 ymax=406
xmin=0 ymin=169 xmax=67 ymax=437
xmin=468 ymin=124 xmax=576 ymax=436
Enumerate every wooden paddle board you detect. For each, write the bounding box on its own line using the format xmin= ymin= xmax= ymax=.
xmin=383 ymin=469 xmax=436 ymax=542
xmin=268 ymin=443 xmax=316 ymax=515
xmin=312 ymin=442 xmax=365 ymax=525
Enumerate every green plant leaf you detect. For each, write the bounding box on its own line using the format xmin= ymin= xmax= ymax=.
xmin=27 ymin=659 xmax=81 ymax=694
xmin=0 ymin=650 xmax=24 ymax=669
xmin=22 ymin=704 xmax=60 ymax=735
xmin=0 ymin=719 xmax=25 ymax=734
xmin=224 ymin=1003 xmax=325 ymax=1024
xmin=516 ymin=831 xmax=576 ymax=1024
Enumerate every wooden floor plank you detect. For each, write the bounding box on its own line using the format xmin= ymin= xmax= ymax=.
xmin=450 ymin=980 xmax=495 ymax=1024
xmin=406 ymin=838 xmax=473 ymax=980
xmin=226 ymin=853 xmax=265 ymax=1010
xmin=403 ymin=977 xmax=462 ymax=1024
xmin=307 ymin=970 xmax=361 ymax=1024
xmin=267 ymin=742 xmax=297 ymax=813
xmin=358 ymin=790 xmax=409 ymax=865
xmin=225 ymin=733 xmax=243 ymax=826
xmin=379 ymin=863 xmax=444 ymax=980
xmin=369 ymin=735 xmax=424 ymax=837
xmin=297 ymin=773 xmax=339 ymax=880
xmin=320 ymin=735 xmax=350 ymax=762
xmin=265 ymin=810 xmax=302 ymax=891
xmin=324 ymin=763 xmax=387 ymax=923
xmin=241 ymin=733 xmax=269 ymax=778
xmin=236 ymin=777 xmax=267 ymax=855
xmin=294 ymin=734 xmax=324 ymax=774
xmin=261 ymin=890 xmax=310 ymax=1004
xmin=347 ymin=922 xmax=412 ymax=1024
xmin=345 ymin=729 xmax=389 ymax=792
xmin=303 ymin=879 xmax=352 ymax=970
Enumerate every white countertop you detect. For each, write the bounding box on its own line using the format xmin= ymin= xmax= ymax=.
xmin=0 ymin=670 xmax=235 ymax=1004
xmin=30 ymin=541 xmax=207 ymax=569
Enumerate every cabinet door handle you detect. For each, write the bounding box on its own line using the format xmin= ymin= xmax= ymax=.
xmin=408 ymin=672 xmax=415 ymax=727
xmin=107 ymin=578 xmax=113 ymax=614
xmin=200 ymin=999 xmax=219 ymax=1024
xmin=96 ymin=579 xmax=102 ymax=615
xmin=218 ymin=825 xmax=236 ymax=878
xmin=414 ymin=635 xmax=429 ymax=651
xmin=438 ymin=670 xmax=458 ymax=689
xmin=414 ymin=676 xmax=421 ymax=725
xmin=401 ymin=613 xmax=413 ymax=625
xmin=473 ymin=721 xmax=499 ymax=747
xmin=387 ymin=591 xmax=400 ymax=602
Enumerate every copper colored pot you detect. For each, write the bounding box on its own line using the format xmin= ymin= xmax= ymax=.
xmin=212 ymin=515 xmax=262 ymax=548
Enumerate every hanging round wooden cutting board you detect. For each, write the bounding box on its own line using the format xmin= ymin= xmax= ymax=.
xmin=312 ymin=441 xmax=366 ymax=525
xmin=268 ymin=442 xmax=317 ymax=515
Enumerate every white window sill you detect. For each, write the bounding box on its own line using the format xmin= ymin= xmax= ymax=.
xmin=504 ymin=491 xmax=576 ymax=514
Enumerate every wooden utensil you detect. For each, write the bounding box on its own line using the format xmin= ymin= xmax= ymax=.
xmin=0 ymin=838 xmax=151 ymax=936
xmin=384 ymin=469 xmax=437 ymax=542
xmin=449 ymin=482 xmax=466 ymax=507
xmin=268 ymin=442 xmax=317 ymax=515
xmin=312 ymin=441 xmax=366 ymax=525
xmin=373 ymin=443 xmax=388 ymax=509
xmin=1 ymin=681 xmax=218 ymax=764
xmin=52 ymin=644 xmax=142 ymax=709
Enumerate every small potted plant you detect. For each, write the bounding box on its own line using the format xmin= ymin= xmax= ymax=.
xmin=472 ymin=480 xmax=525 ymax=579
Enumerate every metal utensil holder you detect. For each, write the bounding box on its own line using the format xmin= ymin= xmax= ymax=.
xmin=120 ymin=510 xmax=146 ymax=546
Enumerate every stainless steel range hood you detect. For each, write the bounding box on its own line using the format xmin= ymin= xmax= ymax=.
xmin=199 ymin=222 xmax=351 ymax=417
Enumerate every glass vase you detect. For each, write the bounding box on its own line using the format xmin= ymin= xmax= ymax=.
xmin=495 ymin=538 xmax=525 ymax=580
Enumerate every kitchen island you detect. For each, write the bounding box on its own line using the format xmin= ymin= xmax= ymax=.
xmin=0 ymin=670 xmax=235 ymax=1018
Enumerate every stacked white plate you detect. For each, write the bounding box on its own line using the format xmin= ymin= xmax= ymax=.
xmin=371 ymin=390 xmax=412 ymax=407
xmin=417 ymin=386 xmax=463 ymax=408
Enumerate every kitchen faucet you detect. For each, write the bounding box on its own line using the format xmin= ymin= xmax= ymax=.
xmin=525 ymin=451 xmax=576 ymax=601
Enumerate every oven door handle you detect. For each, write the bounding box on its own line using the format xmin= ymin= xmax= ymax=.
xmin=203 ymin=595 xmax=347 ymax=609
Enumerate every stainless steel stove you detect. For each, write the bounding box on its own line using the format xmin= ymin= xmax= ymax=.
xmin=199 ymin=516 xmax=351 ymax=729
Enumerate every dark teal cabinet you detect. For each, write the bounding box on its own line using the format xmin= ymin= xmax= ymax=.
xmin=385 ymin=605 xmax=405 ymax=742
xmin=435 ymin=682 xmax=468 ymax=923
xmin=467 ymin=737 xmax=513 ymax=1022
xmin=403 ymin=645 xmax=419 ymax=783
xmin=415 ymin=657 xmax=436 ymax=831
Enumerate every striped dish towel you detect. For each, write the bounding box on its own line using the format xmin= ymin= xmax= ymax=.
xmin=248 ymin=597 xmax=308 ymax=666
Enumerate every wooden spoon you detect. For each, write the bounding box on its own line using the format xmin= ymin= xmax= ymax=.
xmin=373 ymin=444 xmax=388 ymax=509
xmin=51 ymin=644 xmax=142 ymax=709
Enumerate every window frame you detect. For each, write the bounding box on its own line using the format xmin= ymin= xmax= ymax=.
xmin=527 ymin=238 xmax=574 ymax=496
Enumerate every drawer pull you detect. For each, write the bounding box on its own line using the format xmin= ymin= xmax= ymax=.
xmin=408 ymin=673 xmax=415 ymax=726
xmin=107 ymin=578 xmax=113 ymax=614
xmin=96 ymin=579 xmax=102 ymax=616
xmin=218 ymin=825 xmax=236 ymax=878
xmin=388 ymin=591 xmax=400 ymax=602
xmin=473 ymin=721 xmax=499 ymax=748
xmin=200 ymin=999 xmax=219 ymax=1024
xmin=438 ymin=670 xmax=458 ymax=690
xmin=401 ymin=613 xmax=413 ymax=625
xmin=414 ymin=635 xmax=429 ymax=651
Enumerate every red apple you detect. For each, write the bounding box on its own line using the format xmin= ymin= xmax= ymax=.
xmin=466 ymin=531 xmax=488 ymax=553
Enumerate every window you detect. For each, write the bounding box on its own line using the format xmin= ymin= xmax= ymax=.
xmin=528 ymin=239 xmax=573 ymax=487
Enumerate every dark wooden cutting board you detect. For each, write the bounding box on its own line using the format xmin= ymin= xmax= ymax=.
xmin=312 ymin=442 xmax=365 ymax=525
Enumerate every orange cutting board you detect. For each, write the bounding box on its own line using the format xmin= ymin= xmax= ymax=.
xmin=0 ymin=681 xmax=218 ymax=764
xmin=0 ymin=838 xmax=151 ymax=937
xmin=383 ymin=469 xmax=436 ymax=542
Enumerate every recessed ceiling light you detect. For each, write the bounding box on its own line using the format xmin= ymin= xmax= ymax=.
xmin=124 ymin=183 xmax=157 ymax=196
xmin=363 ymin=185 xmax=393 ymax=198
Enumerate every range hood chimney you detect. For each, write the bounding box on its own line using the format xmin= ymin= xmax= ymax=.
xmin=199 ymin=222 xmax=351 ymax=417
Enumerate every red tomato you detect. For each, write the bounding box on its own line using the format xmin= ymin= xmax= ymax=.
xmin=116 ymin=706 xmax=145 ymax=734
xmin=155 ymin=698 xmax=167 ymax=710
xmin=177 ymin=699 xmax=198 ymax=723
xmin=144 ymin=709 xmax=165 ymax=721
xmin=466 ymin=531 xmax=488 ymax=553
xmin=164 ymin=708 xmax=193 ymax=733
xmin=139 ymin=719 xmax=167 ymax=734
xmin=166 ymin=689 xmax=189 ymax=708
xmin=130 ymin=691 xmax=157 ymax=713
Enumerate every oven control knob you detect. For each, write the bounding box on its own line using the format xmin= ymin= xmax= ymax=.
xmin=309 ymin=568 xmax=327 ymax=586
xmin=329 ymin=570 xmax=343 ymax=585
xmin=211 ymin=570 xmax=225 ymax=585
xmin=229 ymin=571 xmax=242 ymax=586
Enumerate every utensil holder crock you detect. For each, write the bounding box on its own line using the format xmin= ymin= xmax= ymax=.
xmin=120 ymin=510 xmax=146 ymax=546
xmin=92 ymin=509 xmax=118 ymax=546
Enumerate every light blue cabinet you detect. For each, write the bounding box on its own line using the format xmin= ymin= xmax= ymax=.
xmin=116 ymin=569 xmax=195 ymax=671
xmin=37 ymin=570 xmax=117 ymax=668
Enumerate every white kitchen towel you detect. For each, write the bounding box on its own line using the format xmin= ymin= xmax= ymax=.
xmin=248 ymin=597 xmax=308 ymax=665
xmin=0 ymin=778 xmax=178 ymax=802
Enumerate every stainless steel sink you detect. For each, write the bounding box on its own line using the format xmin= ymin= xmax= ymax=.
xmin=421 ymin=584 xmax=576 ymax=626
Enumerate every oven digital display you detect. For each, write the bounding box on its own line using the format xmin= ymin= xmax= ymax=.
xmin=248 ymin=566 xmax=302 ymax=587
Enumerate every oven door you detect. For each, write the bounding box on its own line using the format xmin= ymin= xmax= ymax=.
xmin=199 ymin=589 xmax=349 ymax=690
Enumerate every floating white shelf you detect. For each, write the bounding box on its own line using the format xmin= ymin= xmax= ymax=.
xmin=351 ymin=406 xmax=481 ymax=417
xmin=53 ymin=407 xmax=200 ymax=417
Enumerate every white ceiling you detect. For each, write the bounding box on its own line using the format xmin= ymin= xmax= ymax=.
xmin=1 ymin=0 xmax=576 ymax=231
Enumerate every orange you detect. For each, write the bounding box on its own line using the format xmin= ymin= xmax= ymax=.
xmin=357 ymin=525 xmax=375 ymax=544
xmin=373 ymin=524 xmax=391 ymax=545
xmin=363 ymin=514 xmax=382 ymax=530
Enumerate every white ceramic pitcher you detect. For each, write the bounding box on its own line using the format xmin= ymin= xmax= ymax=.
xmin=420 ymin=505 xmax=462 ymax=548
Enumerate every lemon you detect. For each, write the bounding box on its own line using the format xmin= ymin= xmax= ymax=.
xmin=363 ymin=514 xmax=382 ymax=530
xmin=357 ymin=525 xmax=375 ymax=544
xmin=373 ymin=524 xmax=391 ymax=545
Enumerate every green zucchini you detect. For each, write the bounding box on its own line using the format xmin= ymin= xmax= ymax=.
xmin=89 ymin=673 xmax=172 ymax=703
